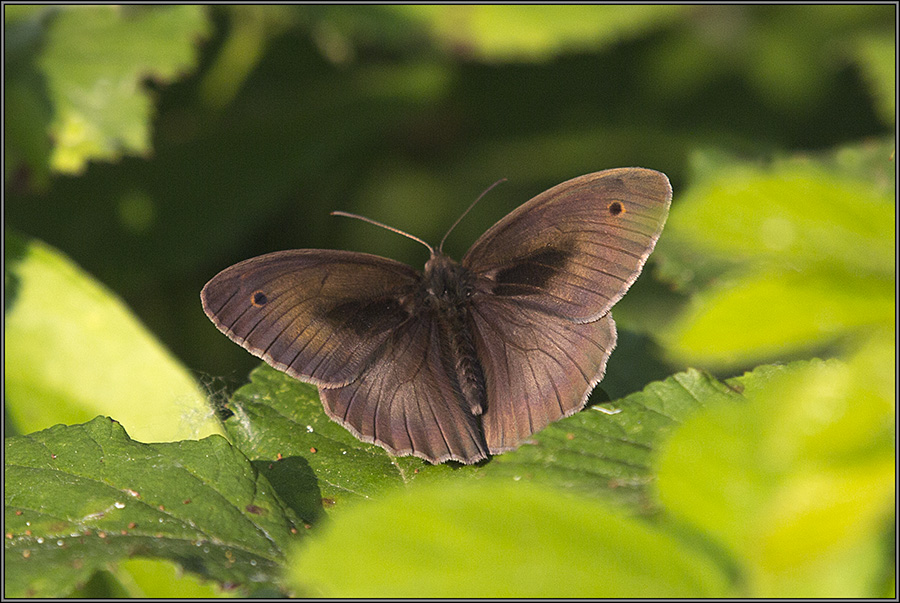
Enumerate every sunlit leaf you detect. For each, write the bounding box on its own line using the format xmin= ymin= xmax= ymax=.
xmin=37 ymin=5 xmax=210 ymax=173
xmin=287 ymin=480 xmax=733 ymax=597
xmin=663 ymin=267 xmax=893 ymax=367
xmin=393 ymin=5 xmax=684 ymax=61
xmin=4 ymin=231 xmax=221 ymax=442
xmin=656 ymin=346 xmax=895 ymax=597
xmin=658 ymin=149 xmax=895 ymax=368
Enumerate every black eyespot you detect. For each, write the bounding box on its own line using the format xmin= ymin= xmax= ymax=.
xmin=251 ymin=291 xmax=268 ymax=306
xmin=608 ymin=201 xmax=624 ymax=216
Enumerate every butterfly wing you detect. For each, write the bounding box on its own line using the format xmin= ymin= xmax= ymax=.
xmin=463 ymin=168 xmax=672 ymax=322
xmin=202 ymin=248 xmax=488 ymax=463
xmin=320 ymin=308 xmax=489 ymax=464
xmin=462 ymin=168 xmax=671 ymax=451
xmin=201 ymin=249 xmax=421 ymax=387
xmin=469 ymin=299 xmax=616 ymax=452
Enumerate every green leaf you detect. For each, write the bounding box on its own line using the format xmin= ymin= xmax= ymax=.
xmin=393 ymin=5 xmax=684 ymax=61
xmin=287 ymin=479 xmax=733 ymax=597
xmin=658 ymin=148 xmax=895 ymax=368
xmin=102 ymin=558 xmax=228 ymax=598
xmin=35 ymin=5 xmax=210 ymax=174
xmin=664 ymin=267 xmax=893 ymax=367
xmin=4 ymin=231 xmax=222 ymax=442
xmin=853 ymin=34 xmax=895 ymax=125
xmin=4 ymin=417 xmax=301 ymax=597
xmin=482 ymin=368 xmax=742 ymax=509
xmin=664 ymin=162 xmax=894 ymax=276
xmin=656 ymin=343 xmax=895 ymax=597
xmin=225 ymin=363 xmax=748 ymax=518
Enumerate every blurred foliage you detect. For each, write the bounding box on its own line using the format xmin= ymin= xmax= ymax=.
xmin=657 ymin=140 xmax=894 ymax=369
xmin=289 ymin=479 xmax=734 ymax=597
xmin=4 ymin=231 xmax=221 ymax=442
xmin=657 ymin=336 xmax=895 ymax=597
xmin=3 ymin=4 xmax=895 ymax=598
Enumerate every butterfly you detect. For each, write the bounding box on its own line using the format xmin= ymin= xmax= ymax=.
xmin=201 ymin=168 xmax=672 ymax=464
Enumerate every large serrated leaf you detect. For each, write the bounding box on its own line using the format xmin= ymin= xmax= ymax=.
xmin=224 ymin=364 xmax=749 ymax=516
xmin=223 ymin=365 xmax=458 ymax=516
xmin=4 ymin=417 xmax=301 ymax=597
xmin=482 ymin=368 xmax=742 ymax=508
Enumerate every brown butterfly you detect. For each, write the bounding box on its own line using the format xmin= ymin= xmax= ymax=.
xmin=201 ymin=168 xmax=672 ymax=464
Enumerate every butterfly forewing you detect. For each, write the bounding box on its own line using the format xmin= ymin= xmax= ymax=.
xmin=201 ymin=249 xmax=421 ymax=387
xmin=463 ymin=168 xmax=672 ymax=322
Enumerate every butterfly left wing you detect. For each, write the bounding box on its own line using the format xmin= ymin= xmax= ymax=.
xmin=202 ymin=248 xmax=488 ymax=464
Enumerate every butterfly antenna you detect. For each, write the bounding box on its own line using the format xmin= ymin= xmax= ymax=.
xmin=439 ymin=178 xmax=507 ymax=252
xmin=330 ymin=211 xmax=434 ymax=253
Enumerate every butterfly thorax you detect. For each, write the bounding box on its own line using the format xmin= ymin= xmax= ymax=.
xmin=423 ymin=252 xmax=487 ymax=417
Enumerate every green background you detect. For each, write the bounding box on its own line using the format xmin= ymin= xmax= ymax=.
xmin=4 ymin=5 xmax=895 ymax=598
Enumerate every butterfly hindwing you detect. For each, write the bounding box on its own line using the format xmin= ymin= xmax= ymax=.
xmin=469 ymin=297 xmax=616 ymax=452
xmin=320 ymin=308 xmax=488 ymax=464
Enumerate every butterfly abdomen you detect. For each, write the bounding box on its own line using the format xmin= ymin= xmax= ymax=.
xmin=449 ymin=313 xmax=487 ymax=416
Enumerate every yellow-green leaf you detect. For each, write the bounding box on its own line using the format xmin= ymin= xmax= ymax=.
xmin=4 ymin=231 xmax=221 ymax=442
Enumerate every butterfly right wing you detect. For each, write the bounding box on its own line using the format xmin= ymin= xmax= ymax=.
xmin=202 ymin=248 xmax=488 ymax=463
xmin=201 ymin=249 xmax=421 ymax=387
xmin=461 ymin=168 xmax=670 ymax=453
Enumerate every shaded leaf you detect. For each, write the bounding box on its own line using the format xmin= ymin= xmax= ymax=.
xmin=852 ymin=34 xmax=895 ymax=125
xmin=482 ymin=368 xmax=742 ymax=509
xmin=4 ymin=417 xmax=300 ymax=597
xmin=222 ymin=365 xmax=456 ymax=517
xmin=287 ymin=479 xmax=733 ymax=597
xmin=4 ymin=231 xmax=221 ymax=442
xmin=225 ymin=363 xmax=750 ymax=516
